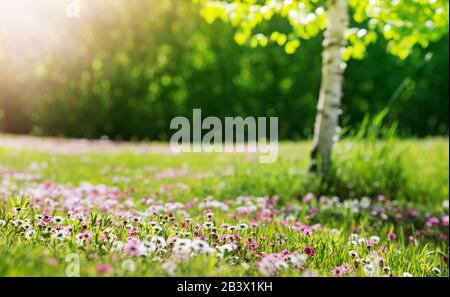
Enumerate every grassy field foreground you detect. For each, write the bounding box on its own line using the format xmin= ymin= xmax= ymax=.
xmin=0 ymin=134 xmax=448 ymax=276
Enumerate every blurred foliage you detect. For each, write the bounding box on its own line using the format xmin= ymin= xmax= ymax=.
xmin=197 ymin=0 xmax=449 ymax=60
xmin=0 ymin=0 xmax=448 ymax=140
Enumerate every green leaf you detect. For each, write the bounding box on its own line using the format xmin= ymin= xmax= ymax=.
xmin=284 ymin=39 xmax=300 ymax=54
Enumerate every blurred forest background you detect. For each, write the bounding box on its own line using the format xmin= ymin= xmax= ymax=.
xmin=0 ymin=0 xmax=448 ymax=141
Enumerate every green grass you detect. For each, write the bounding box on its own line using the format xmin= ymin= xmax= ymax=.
xmin=0 ymin=137 xmax=448 ymax=276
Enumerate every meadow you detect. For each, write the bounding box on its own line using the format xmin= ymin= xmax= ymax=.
xmin=0 ymin=134 xmax=448 ymax=277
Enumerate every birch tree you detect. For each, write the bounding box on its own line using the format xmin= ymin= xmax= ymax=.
xmin=194 ymin=0 xmax=449 ymax=176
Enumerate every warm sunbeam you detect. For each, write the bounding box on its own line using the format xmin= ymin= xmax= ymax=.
xmin=0 ymin=0 xmax=78 ymax=69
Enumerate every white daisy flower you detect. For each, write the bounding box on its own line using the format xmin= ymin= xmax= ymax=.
xmin=53 ymin=230 xmax=66 ymax=241
xmin=360 ymin=197 xmax=371 ymax=209
xmin=173 ymin=239 xmax=192 ymax=255
xmin=152 ymin=225 xmax=163 ymax=233
xmin=52 ymin=216 xmax=64 ymax=224
xmin=238 ymin=223 xmax=248 ymax=230
xmin=432 ymin=267 xmax=441 ymax=276
xmin=24 ymin=229 xmax=36 ymax=240
xmin=192 ymin=239 xmax=211 ymax=254
xmin=202 ymin=222 xmax=214 ymax=230
xmin=227 ymin=225 xmax=237 ymax=232
xmin=217 ymin=244 xmax=236 ymax=257
xmin=111 ymin=241 xmax=124 ymax=252
xmin=370 ymin=236 xmax=380 ymax=245
xmin=364 ymin=264 xmax=376 ymax=276
xmin=150 ymin=236 xmax=166 ymax=248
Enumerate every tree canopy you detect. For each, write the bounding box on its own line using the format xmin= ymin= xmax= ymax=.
xmin=196 ymin=0 xmax=449 ymax=59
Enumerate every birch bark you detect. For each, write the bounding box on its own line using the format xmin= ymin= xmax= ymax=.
xmin=310 ymin=0 xmax=348 ymax=177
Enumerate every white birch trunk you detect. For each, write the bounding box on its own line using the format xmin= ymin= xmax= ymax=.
xmin=310 ymin=0 xmax=348 ymax=177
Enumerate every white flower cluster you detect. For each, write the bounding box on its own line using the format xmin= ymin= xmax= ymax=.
xmin=258 ymin=252 xmax=307 ymax=276
xmin=347 ymin=233 xmax=380 ymax=246
xmin=348 ymin=250 xmax=389 ymax=277
xmin=172 ymin=238 xmax=216 ymax=259
xmin=217 ymin=244 xmax=237 ymax=258
xmin=145 ymin=202 xmax=185 ymax=215
xmin=141 ymin=236 xmax=167 ymax=256
xmin=199 ymin=198 xmax=229 ymax=211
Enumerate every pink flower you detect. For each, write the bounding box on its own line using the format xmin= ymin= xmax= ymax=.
xmin=77 ymin=230 xmax=93 ymax=243
xmin=309 ymin=207 xmax=319 ymax=214
xmin=377 ymin=195 xmax=385 ymax=202
xmin=264 ymin=200 xmax=273 ymax=208
xmin=407 ymin=209 xmax=418 ymax=218
xmin=340 ymin=263 xmax=352 ymax=273
xmin=238 ymin=208 xmax=249 ymax=215
xmin=205 ymin=212 xmax=213 ymax=220
xmin=441 ymin=215 xmax=449 ymax=227
xmin=426 ymin=217 xmax=440 ymax=227
xmin=88 ymin=253 xmax=98 ymax=260
xmin=271 ymin=195 xmax=280 ymax=204
xmin=438 ymin=232 xmax=448 ymax=240
xmin=46 ymin=258 xmax=59 ymax=266
xmin=95 ymin=263 xmax=113 ymax=274
xmin=352 ymin=226 xmax=361 ymax=233
xmin=127 ymin=228 xmax=139 ymax=238
xmin=376 ymin=245 xmax=385 ymax=253
xmin=408 ymin=236 xmax=418 ymax=245
xmin=303 ymin=193 xmax=314 ymax=203
xmin=124 ymin=238 xmax=143 ymax=257
xmin=303 ymin=246 xmax=315 ymax=257
xmin=256 ymin=209 xmax=276 ymax=221
xmin=41 ymin=213 xmax=53 ymax=223
xmin=279 ymin=220 xmax=289 ymax=227
xmin=257 ymin=254 xmax=284 ymax=276
xmin=332 ymin=266 xmax=344 ymax=276
xmin=246 ymin=239 xmax=260 ymax=251
xmin=302 ymin=226 xmax=313 ymax=236
xmin=332 ymin=263 xmax=352 ymax=276
xmin=387 ymin=232 xmax=397 ymax=241
xmin=281 ymin=249 xmax=291 ymax=257
xmin=366 ymin=240 xmax=375 ymax=247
